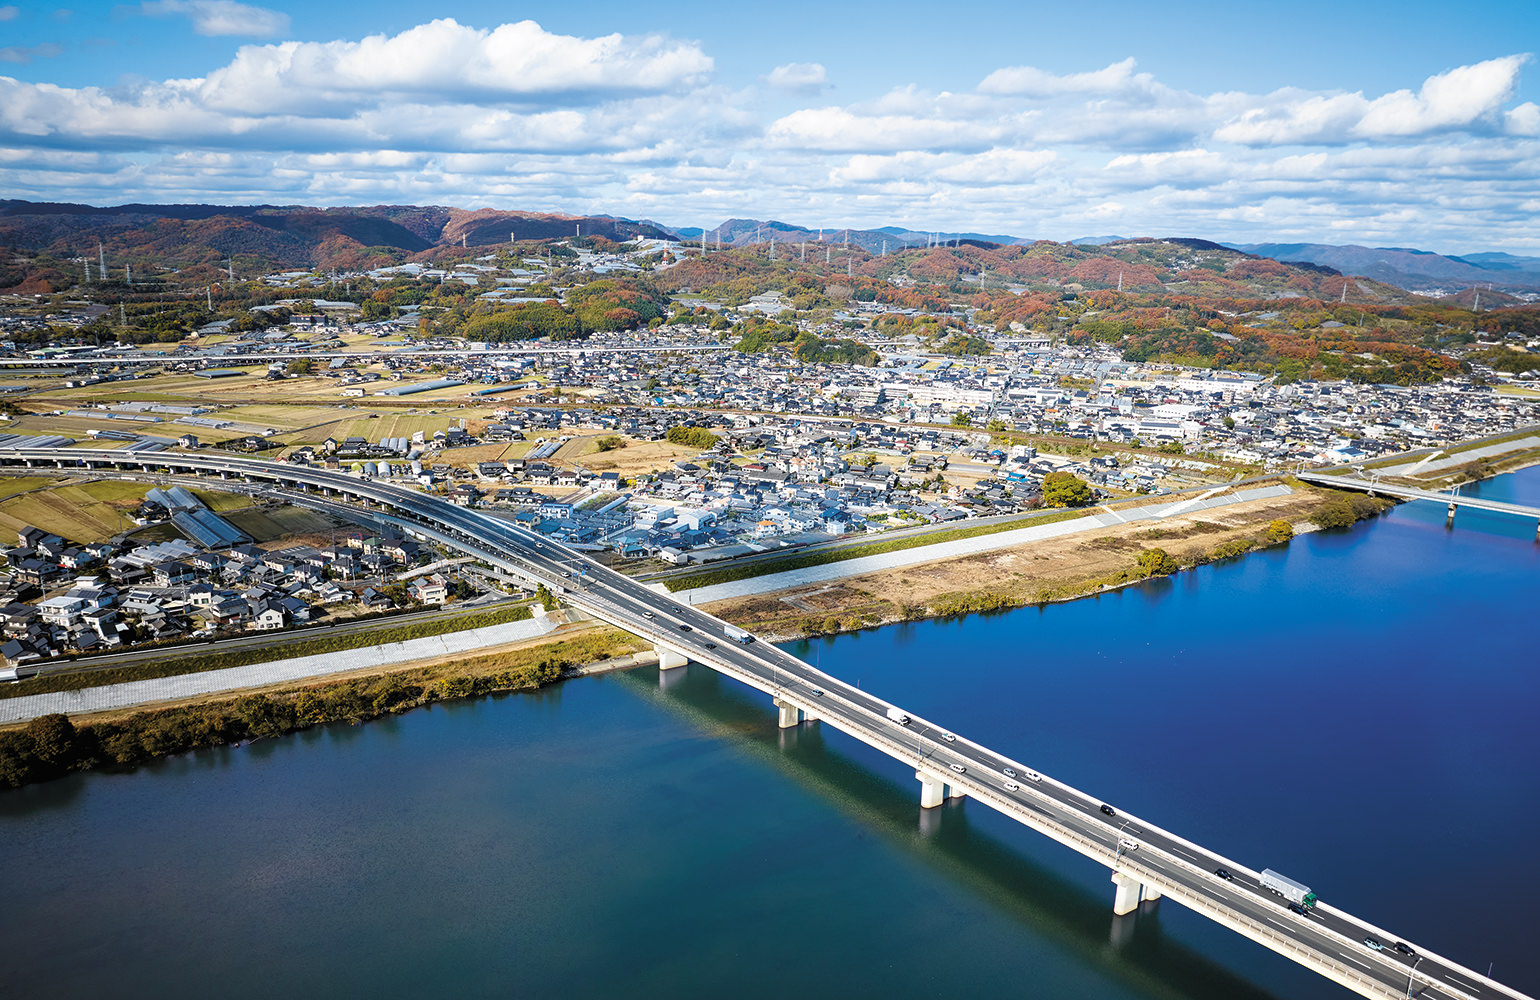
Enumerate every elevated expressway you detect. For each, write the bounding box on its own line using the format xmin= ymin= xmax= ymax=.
xmin=1 ymin=446 xmax=1528 ymax=1000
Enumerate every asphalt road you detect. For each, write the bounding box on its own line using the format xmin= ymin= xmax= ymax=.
xmin=0 ymin=446 xmax=1523 ymax=1000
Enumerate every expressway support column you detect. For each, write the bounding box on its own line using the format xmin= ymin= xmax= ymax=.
xmin=916 ymin=771 xmax=946 ymax=809
xmin=654 ymin=643 xmax=689 ymax=670
xmin=1111 ymin=873 xmax=1142 ymax=916
xmin=1447 ymin=502 xmax=1457 ymax=527
xmin=945 ymin=780 xmax=966 ymax=800
xmin=773 ymin=697 xmax=802 ymax=729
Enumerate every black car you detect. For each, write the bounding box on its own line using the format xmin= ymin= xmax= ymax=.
xmin=704 ymin=642 xmax=717 ymax=649
xmin=1214 ymin=868 xmax=1233 ymax=880
xmin=1099 ymin=804 xmax=1115 ymax=816
xmin=1394 ymin=942 xmax=1417 ymax=957
xmin=678 ymin=624 xmax=692 ymax=631
xmin=1287 ymin=903 xmax=1306 ymax=916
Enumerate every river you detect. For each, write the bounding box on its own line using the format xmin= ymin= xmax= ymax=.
xmin=2 ymin=469 xmax=1537 ymax=999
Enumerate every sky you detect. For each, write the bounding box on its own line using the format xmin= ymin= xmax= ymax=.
xmin=2 ymin=0 xmax=1539 ymax=252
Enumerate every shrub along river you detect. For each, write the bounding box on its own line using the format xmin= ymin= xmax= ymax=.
xmin=2 ymin=468 xmax=1537 ymax=999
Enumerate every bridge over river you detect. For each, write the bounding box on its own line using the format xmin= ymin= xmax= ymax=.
xmin=1 ymin=446 xmax=1527 ymax=1000
xmin=1298 ymin=471 xmax=1540 ymax=535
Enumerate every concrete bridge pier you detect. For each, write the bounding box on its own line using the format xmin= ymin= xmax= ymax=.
xmin=654 ymin=643 xmax=689 ymax=670
xmin=774 ymin=697 xmax=802 ymax=729
xmin=1111 ymin=873 xmax=1160 ymax=915
xmin=1447 ymin=502 xmax=1457 ymax=527
xmin=916 ymin=771 xmax=947 ymax=809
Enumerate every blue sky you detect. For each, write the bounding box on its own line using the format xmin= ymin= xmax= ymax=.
xmin=2 ymin=0 xmax=1539 ymax=251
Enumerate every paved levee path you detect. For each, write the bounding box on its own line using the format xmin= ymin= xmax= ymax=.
xmin=0 ymin=617 xmax=558 ymax=724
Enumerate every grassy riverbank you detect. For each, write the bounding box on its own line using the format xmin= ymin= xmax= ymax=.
xmin=0 ymin=627 xmax=647 ymax=789
xmin=706 ymin=486 xmax=1393 ymax=640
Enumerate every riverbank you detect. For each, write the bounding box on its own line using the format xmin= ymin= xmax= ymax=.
xmin=703 ymin=484 xmax=1392 ymax=641
xmin=0 ymin=625 xmax=648 ymax=788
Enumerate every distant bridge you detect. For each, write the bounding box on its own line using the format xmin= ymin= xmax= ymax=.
xmin=1298 ymin=471 xmax=1540 ymax=535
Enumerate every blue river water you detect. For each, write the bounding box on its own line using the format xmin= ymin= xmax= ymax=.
xmin=1 ymin=468 xmax=1537 ymax=999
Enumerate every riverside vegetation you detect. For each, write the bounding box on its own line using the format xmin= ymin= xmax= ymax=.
xmin=0 ymin=628 xmax=645 ymax=789
xmin=727 ymin=488 xmax=1390 ymax=638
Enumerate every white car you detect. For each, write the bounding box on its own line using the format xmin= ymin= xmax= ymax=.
xmin=1002 ymin=767 xmax=1017 ymax=778
xmin=949 ymin=763 xmax=966 ymax=774
xmin=939 ymin=732 xmax=956 ymax=743
xmin=1003 ymin=781 xmax=1020 ymax=792
xmin=1024 ymin=770 xmax=1042 ymax=782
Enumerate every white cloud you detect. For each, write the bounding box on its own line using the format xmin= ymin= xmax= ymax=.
xmin=139 ymin=0 xmax=289 ymax=38
xmin=1215 ymin=55 xmax=1531 ymax=145
xmin=189 ymin=18 xmax=713 ymax=114
xmin=2 ymin=26 xmax=1538 ymax=251
xmin=0 ymin=6 xmax=18 ymax=20
xmin=978 ymin=57 xmax=1149 ymax=97
xmin=766 ymin=106 xmax=1027 ymax=152
xmin=764 ymin=62 xmax=828 ymax=94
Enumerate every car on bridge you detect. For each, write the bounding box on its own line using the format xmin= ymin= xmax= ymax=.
xmin=1100 ymin=804 xmax=1115 ymax=816
xmin=1364 ymin=937 xmax=1384 ymax=951
xmin=949 ymin=764 xmax=967 ymax=774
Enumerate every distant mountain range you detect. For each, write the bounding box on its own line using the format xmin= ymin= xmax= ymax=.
xmin=1230 ymin=242 xmax=1540 ymax=293
xmin=2 ymin=199 xmax=1537 ymax=299
xmin=0 ymin=200 xmax=672 ymax=278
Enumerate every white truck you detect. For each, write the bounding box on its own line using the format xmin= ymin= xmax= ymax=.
xmin=723 ymin=623 xmax=754 ymax=644
xmin=885 ymin=707 xmax=911 ymax=725
xmin=1259 ymin=869 xmax=1318 ymax=909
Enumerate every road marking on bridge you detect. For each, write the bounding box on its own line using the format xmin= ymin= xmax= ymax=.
xmin=1340 ymin=953 xmax=1373 ymax=970
xmin=1266 ymin=917 xmax=1293 ymax=930
xmin=1170 ymin=846 xmax=1198 ymax=860
xmin=1449 ymin=974 xmax=1485 ymax=991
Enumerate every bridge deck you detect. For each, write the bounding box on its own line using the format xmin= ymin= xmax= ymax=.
xmin=1299 ymin=471 xmax=1540 ymax=518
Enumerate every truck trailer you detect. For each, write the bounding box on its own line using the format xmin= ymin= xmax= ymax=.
xmin=1259 ymin=869 xmax=1318 ymax=909
xmin=885 ymin=707 xmax=911 ymax=725
xmin=723 ymin=623 xmax=754 ymax=644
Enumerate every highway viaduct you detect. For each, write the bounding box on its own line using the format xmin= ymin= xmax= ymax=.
xmin=0 ymin=446 xmax=1529 ymax=1000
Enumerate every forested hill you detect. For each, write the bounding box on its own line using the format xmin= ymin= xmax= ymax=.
xmin=0 ymin=200 xmax=672 ymax=278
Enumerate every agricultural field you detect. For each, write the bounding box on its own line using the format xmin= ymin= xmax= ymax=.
xmin=437 ymin=439 xmax=536 ymax=467
xmin=559 ymin=435 xmax=706 ymax=477
xmin=0 ymin=475 xmax=262 ymax=544
xmin=222 ymin=504 xmax=353 ymax=543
